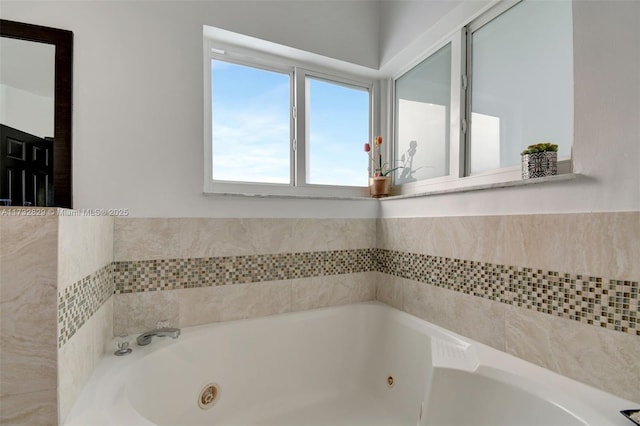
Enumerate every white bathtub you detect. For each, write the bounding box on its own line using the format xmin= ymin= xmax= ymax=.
xmin=65 ymin=302 xmax=635 ymax=426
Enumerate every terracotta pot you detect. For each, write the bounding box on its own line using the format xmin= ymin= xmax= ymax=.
xmin=369 ymin=176 xmax=391 ymax=198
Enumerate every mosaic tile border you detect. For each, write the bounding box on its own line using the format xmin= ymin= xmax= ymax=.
xmin=113 ymin=249 xmax=375 ymax=293
xmin=59 ymin=247 xmax=638 ymax=349
xmin=58 ymin=264 xmax=114 ymax=347
xmin=374 ymin=249 xmax=640 ymax=336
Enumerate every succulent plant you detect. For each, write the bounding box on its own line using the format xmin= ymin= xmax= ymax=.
xmin=521 ymin=143 xmax=559 ymax=156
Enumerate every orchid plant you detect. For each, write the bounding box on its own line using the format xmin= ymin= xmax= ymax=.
xmin=364 ymin=136 xmax=402 ymax=178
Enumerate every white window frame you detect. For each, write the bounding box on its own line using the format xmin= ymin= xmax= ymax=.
xmin=463 ymin=0 xmax=573 ymax=178
xmin=390 ymin=0 xmax=573 ymax=197
xmin=390 ymin=31 xmax=465 ymax=196
xmin=203 ymin=33 xmax=375 ymax=198
xmin=296 ymin=69 xmax=374 ymax=192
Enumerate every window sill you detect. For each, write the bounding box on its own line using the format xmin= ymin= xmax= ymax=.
xmin=204 ymin=190 xmax=375 ymax=201
xmin=380 ymin=173 xmax=580 ymax=201
xmin=204 ymin=173 xmax=579 ymax=201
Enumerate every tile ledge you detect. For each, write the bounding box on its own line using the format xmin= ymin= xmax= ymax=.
xmin=200 ymin=174 xmax=580 ymax=202
xmin=381 ymin=173 xmax=581 ymax=201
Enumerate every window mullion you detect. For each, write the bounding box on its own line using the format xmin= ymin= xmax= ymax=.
xmin=463 ymin=25 xmax=473 ymax=177
xmin=450 ymin=30 xmax=465 ymax=179
xmin=293 ymin=68 xmax=307 ymax=187
xmin=204 ymin=41 xmax=214 ymax=192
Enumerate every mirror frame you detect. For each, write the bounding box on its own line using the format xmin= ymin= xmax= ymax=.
xmin=1 ymin=19 xmax=73 ymax=208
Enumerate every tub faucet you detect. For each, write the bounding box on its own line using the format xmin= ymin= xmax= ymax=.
xmin=136 ymin=326 xmax=181 ymax=346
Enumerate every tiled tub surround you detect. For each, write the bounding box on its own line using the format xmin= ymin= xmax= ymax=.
xmin=376 ymin=212 xmax=640 ymax=403
xmin=111 ymin=249 xmax=377 ymax=335
xmin=113 ymin=272 xmax=377 ymax=336
xmin=58 ymin=264 xmax=114 ymax=347
xmin=108 ymin=247 xmax=639 ymax=337
xmin=0 ymin=213 xmax=114 ymax=425
xmin=376 ymin=274 xmax=640 ymax=403
xmin=376 ymin=213 xmax=639 ymax=285
xmin=56 ymin=215 xmax=115 ymax=424
xmin=375 ymin=249 xmax=638 ymax=336
xmin=111 ymin=218 xmax=378 ymax=335
xmin=113 ymin=249 xmax=374 ymax=293
xmin=113 ymin=218 xmax=377 ymax=261
xmin=53 ymin=213 xmax=639 ymax=407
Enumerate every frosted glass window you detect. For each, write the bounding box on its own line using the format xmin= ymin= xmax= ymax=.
xmin=394 ymin=43 xmax=451 ymax=184
xmin=307 ymin=78 xmax=369 ymax=187
xmin=211 ymin=59 xmax=291 ymax=184
xmin=470 ymin=0 xmax=573 ymax=174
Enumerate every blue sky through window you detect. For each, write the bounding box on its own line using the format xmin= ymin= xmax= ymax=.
xmin=212 ymin=60 xmax=291 ymax=183
xmin=212 ymin=59 xmax=369 ymax=187
xmin=308 ymin=78 xmax=369 ymax=186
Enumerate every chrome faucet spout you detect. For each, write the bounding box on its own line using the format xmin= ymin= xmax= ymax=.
xmin=136 ymin=327 xmax=181 ymax=346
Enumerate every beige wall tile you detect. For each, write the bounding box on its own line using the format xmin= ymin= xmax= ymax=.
xmin=114 ymin=218 xmax=375 ymax=261
xmin=0 ymin=216 xmax=58 ymax=397
xmin=178 ymin=281 xmax=292 ymax=327
xmin=58 ymin=316 xmax=94 ymax=423
xmin=378 ymin=212 xmax=639 ymax=280
xmin=115 ymin=274 xmax=377 ymax=336
xmin=505 ymin=306 xmax=640 ymax=403
xmin=58 ymin=298 xmax=113 ymax=423
xmin=500 ymin=212 xmax=639 ymax=280
xmin=0 ymin=216 xmax=57 ymax=303
xmin=0 ymin=280 xmax=58 ymax=396
xmin=403 ymin=279 xmax=506 ymax=351
xmin=57 ymin=298 xmax=114 ymax=424
xmin=114 ymin=291 xmax=180 ymax=336
xmin=375 ymin=272 xmax=403 ymax=310
xmin=377 ymin=216 xmax=503 ymax=264
xmin=58 ymin=216 xmax=114 ymax=290
xmin=0 ymin=389 xmax=57 ymax=426
xmin=92 ymin=297 xmax=114 ymax=362
xmin=290 ymin=272 xmax=375 ymax=311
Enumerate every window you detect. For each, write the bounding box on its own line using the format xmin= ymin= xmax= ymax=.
xmin=211 ymin=60 xmax=292 ymax=184
xmin=306 ymin=77 xmax=370 ymax=187
xmin=204 ymin=32 xmax=373 ymax=197
xmin=392 ymin=0 xmax=573 ymax=193
xmin=394 ymin=43 xmax=452 ymax=185
xmin=468 ymin=0 xmax=573 ymax=175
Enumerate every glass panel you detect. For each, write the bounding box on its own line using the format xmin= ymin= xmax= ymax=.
xmin=0 ymin=37 xmax=55 ymax=139
xmin=394 ymin=43 xmax=451 ymax=184
xmin=211 ymin=59 xmax=291 ymax=184
xmin=470 ymin=0 xmax=573 ymax=174
xmin=307 ymin=78 xmax=369 ymax=186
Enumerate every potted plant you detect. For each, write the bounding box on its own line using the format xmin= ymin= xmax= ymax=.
xmin=364 ymin=136 xmax=402 ymax=198
xmin=521 ymin=142 xmax=558 ymax=179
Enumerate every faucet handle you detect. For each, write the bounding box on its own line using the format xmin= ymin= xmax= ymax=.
xmin=156 ymin=319 xmax=170 ymax=329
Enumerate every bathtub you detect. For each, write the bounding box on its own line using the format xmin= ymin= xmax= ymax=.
xmin=64 ymin=302 xmax=635 ymax=426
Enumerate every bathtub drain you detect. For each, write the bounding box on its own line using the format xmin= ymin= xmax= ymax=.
xmin=198 ymin=383 xmax=220 ymax=409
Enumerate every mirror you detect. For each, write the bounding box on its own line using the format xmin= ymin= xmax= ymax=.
xmin=0 ymin=19 xmax=73 ymax=208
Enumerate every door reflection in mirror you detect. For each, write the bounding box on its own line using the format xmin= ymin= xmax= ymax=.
xmin=1 ymin=37 xmax=55 ymax=206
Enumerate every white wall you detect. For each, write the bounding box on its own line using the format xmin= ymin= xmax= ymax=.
xmin=2 ymin=1 xmax=637 ymax=218
xmin=379 ymin=0 xmax=462 ymax=67
xmin=0 ymin=1 xmax=380 ymax=218
xmin=378 ymin=0 xmax=640 ymax=217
